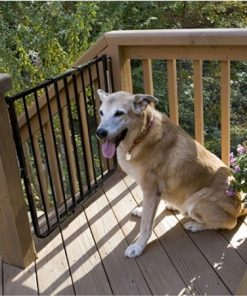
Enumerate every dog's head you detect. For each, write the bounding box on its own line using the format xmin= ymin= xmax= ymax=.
xmin=96 ymin=89 xmax=159 ymax=158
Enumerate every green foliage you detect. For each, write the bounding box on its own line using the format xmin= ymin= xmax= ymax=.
xmin=94 ymin=1 xmax=247 ymax=31
xmin=1 ymin=1 xmax=247 ymax=155
xmin=0 ymin=1 xmax=97 ymax=93
xmin=1 ymin=1 xmax=246 ymax=213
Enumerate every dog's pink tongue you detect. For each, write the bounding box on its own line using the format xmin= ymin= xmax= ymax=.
xmin=102 ymin=140 xmax=116 ymax=159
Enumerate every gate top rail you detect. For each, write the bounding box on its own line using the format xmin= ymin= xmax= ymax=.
xmin=6 ymin=55 xmax=109 ymax=143
xmin=6 ymin=56 xmax=104 ymax=103
xmin=73 ymin=28 xmax=247 ymax=166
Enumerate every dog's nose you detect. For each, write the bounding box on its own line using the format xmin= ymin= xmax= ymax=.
xmin=96 ymin=128 xmax=108 ymax=140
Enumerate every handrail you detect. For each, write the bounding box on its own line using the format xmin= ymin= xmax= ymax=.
xmin=104 ymin=29 xmax=247 ymax=45
xmin=76 ymin=29 xmax=247 ymax=165
xmin=75 ymin=29 xmax=247 ymax=66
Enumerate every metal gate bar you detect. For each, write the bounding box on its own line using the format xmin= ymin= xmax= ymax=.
xmin=6 ymin=55 xmax=116 ymax=238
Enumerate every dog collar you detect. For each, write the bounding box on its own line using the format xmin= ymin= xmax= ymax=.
xmin=126 ymin=113 xmax=153 ymax=161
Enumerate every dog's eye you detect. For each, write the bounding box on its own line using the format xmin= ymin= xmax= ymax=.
xmin=114 ymin=110 xmax=125 ymax=117
xmin=99 ymin=110 xmax=103 ymax=116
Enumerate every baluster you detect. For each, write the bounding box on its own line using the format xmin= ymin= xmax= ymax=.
xmin=142 ymin=59 xmax=154 ymax=95
xmin=193 ymin=60 xmax=204 ymax=145
xmin=167 ymin=59 xmax=179 ymax=125
xmin=220 ymin=60 xmax=231 ymax=166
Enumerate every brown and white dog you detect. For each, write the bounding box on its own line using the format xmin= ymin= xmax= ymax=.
xmin=96 ymin=89 xmax=247 ymax=258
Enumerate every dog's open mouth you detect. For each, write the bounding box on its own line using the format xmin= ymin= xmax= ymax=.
xmin=101 ymin=129 xmax=128 ymax=159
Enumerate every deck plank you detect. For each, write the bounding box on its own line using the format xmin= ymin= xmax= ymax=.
xmin=237 ymin=267 xmax=247 ymax=295
xmin=220 ymin=217 xmax=247 ymax=263
xmin=176 ymin=213 xmax=247 ymax=294
xmin=110 ymin=173 xmax=188 ymax=295
xmin=154 ymin=211 xmax=231 ymax=295
xmin=61 ymin=207 xmax=112 ymax=295
xmin=3 ymin=171 xmax=247 ymax=295
xmin=0 ymin=256 xmax=2 ymax=296
xmin=3 ymin=262 xmax=37 ymax=295
xmin=84 ymin=187 xmax=151 ymax=295
xmin=35 ymin=229 xmax=74 ymax=295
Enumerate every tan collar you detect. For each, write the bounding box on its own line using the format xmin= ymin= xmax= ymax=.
xmin=125 ymin=113 xmax=153 ymax=161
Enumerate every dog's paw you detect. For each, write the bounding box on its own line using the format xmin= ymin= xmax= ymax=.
xmin=124 ymin=243 xmax=144 ymax=258
xmin=132 ymin=207 xmax=143 ymax=218
xmin=165 ymin=202 xmax=177 ymax=211
xmin=183 ymin=221 xmax=206 ymax=232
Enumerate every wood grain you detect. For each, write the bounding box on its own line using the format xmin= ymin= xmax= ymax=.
xmin=104 ymin=173 xmax=187 ymax=295
xmin=3 ymin=262 xmax=38 ymax=295
xmin=61 ymin=208 xmax=112 ymax=295
xmin=84 ymin=188 xmax=151 ymax=295
xmin=35 ymin=230 xmax=74 ymax=295
xmin=176 ymin=213 xmax=247 ymax=294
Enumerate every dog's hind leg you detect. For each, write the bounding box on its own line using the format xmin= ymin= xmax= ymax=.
xmin=184 ymin=197 xmax=238 ymax=232
xmin=125 ymin=186 xmax=161 ymax=258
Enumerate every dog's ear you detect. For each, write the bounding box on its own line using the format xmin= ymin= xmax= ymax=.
xmin=97 ymin=89 xmax=109 ymax=102
xmin=132 ymin=94 xmax=159 ymax=114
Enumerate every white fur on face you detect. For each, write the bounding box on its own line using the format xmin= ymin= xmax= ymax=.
xmin=97 ymin=93 xmax=133 ymax=140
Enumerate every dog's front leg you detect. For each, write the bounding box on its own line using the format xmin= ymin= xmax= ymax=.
xmin=124 ymin=187 xmax=160 ymax=258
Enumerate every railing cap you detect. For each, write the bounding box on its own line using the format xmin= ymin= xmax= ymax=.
xmin=0 ymin=73 xmax=12 ymax=94
xmin=104 ymin=28 xmax=247 ymax=46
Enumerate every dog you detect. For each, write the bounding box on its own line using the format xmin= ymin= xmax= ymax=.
xmin=96 ymin=89 xmax=247 ymax=258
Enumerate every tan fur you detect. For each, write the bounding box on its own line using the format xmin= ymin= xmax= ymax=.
xmin=97 ymin=90 xmax=246 ymax=258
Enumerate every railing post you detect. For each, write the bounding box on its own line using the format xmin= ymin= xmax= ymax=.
xmin=105 ymin=45 xmax=133 ymax=92
xmin=0 ymin=74 xmax=36 ymax=268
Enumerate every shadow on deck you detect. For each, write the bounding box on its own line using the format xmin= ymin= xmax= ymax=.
xmin=2 ymin=170 xmax=247 ymax=295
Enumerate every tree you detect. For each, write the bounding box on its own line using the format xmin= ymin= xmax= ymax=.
xmin=0 ymin=2 xmax=97 ymax=93
xmin=1 ymin=1 xmax=246 ymax=154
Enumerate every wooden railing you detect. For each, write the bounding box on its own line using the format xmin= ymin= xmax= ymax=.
xmin=76 ymin=28 xmax=247 ymax=165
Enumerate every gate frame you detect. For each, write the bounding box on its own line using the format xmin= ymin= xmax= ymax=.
xmin=5 ymin=56 xmax=116 ymax=239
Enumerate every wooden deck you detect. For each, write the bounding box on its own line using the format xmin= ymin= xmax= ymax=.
xmin=2 ymin=170 xmax=247 ymax=295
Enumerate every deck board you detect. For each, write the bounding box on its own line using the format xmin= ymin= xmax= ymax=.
xmin=61 ymin=207 xmax=112 ymax=295
xmin=2 ymin=170 xmax=247 ymax=295
xmin=3 ymin=262 xmax=37 ymax=295
xmin=175 ymin=213 xmax=247 ymax=294
xmin=220 ymin=217 xmax=247 ymax=262
xmin=35 ymin=229 xmax=74 ymax=295
xmin=104 ymin=173 xmax=187 ymax=295
xmin=154 ymin=211 xmax=231 ymax=295
xmin=84 ymin=188 xmax=151 ymax=295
